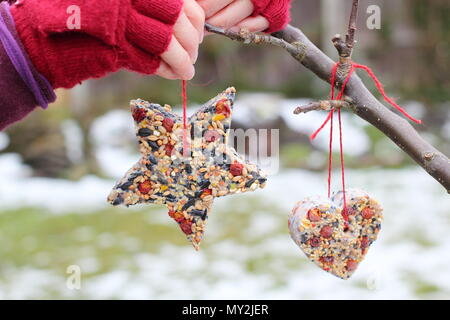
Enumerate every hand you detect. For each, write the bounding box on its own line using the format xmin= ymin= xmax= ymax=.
xmin=198 ymin=0 xmax=269 ymax=33
xmin=156 ymin=0 xmax=205 ymax=80
xmin=11 ymin=0 xmax=201 ymax=88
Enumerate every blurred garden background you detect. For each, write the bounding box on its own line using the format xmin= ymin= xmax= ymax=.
xmin=0 ymin=0 xmax=449 ymax=299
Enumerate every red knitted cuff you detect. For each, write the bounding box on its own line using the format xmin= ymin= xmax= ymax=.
xmin=251 ymin=0 xmax=271 ymax=15
xmin=126 ymin=10 xmax=174 ymax=56
xmin=133 ymin=0 xmax=183 ymax=25
xmin=10 ymin=0 xmax=182 ymax=88
xmin=256 ymin=0 xmax=292 ymax=33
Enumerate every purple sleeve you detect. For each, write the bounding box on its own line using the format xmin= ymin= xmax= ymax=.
xmin=0 ymin=2 xmax=56 ymax=131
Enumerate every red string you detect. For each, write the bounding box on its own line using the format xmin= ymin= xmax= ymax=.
xmin=311 ymin=62 xmax=353 ymax=223
xmin=310 ymin=111 xmax=332 ymax=140
xmin=333 ymin=64 xmax=352 ymax=222
xmin=181 ymin=80 xmax=188 ymax=157
xmin=312 ymin=63 xmax=353 ymax=222
xmin=337 ymin=107 xmax=348 ymax=226
xmin=330 ymin=63 xmax=339 ymax=101
xmin=352 ymin=63 xmax=422 ymax=124
xmin=336 ymin=64 xmax=354 ymax=100
xmin=310 ymin=62 xmax=421 ymax=140
xmin=309 ymin=63 xmax=354 ymax=140
xmin=327 ymin=109 xmax=334 ymax=198
xmin=309 ymin=61 xmax=422 ymax=223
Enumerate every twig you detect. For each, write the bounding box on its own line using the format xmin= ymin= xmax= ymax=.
xmin=207 ymin=23 xmax=450 ymax=192
xmin=205 ymin=23 xmax=307 ymax=62
xmin=346 ymin=0 xmax=359 ymax=52
xmin=332 ymin=0 xmax=359 ymax=60
xmin=294 ymin=100 xmax=351 ymax=114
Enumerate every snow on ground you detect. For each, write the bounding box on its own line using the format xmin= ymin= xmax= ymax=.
xmin=0 ymin=149 xmax=449 ymax=299
xmin=0 ymin=154 xmax=111 ymax=213
xmin=279 ymin=98 xmax=371 ymax=156
xmin=0 ymin=99 xmax=449 ymax=299
xmin=0 ymin=132 xmax=9 ymax=151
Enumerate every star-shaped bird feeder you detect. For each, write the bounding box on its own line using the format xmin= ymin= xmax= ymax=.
xmin=108 ymin=87 xmax=267 ymax=250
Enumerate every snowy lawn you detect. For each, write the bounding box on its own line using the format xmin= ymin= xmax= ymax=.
xmin=0 ymin=98 xmax=448 ymax=299
xmin=0 ymin=161 xmax=449 ymax=299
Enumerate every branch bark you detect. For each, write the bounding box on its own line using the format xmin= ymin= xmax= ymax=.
xmin=345 ymin=0 xmax=359 ymax=52
xmin=205 ymin=23 xmax=450 ymax=193
xmin=294 ymin=100 xmax=350 ymax=114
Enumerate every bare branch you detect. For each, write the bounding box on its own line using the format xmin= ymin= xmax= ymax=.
xmin=205 ymin=23 xmax=307 ymax=63
xmin=208 ymin=23 xmax=450 ymax=192
xmin=332 ymin=0 xmax=359 ymax=59
xmin=332 ymin=0 xmax=359 ymax=63
xmin=346 ymin=0 xmax=359 ymax=52
xmin=293 ymin=100 xmax=351 ymax=114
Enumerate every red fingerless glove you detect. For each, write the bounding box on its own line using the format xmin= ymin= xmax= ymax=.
xmin=251 ymin=0 xmax=292 ymax=33
xmin=10 ymin=0 xmax=183 ymax=89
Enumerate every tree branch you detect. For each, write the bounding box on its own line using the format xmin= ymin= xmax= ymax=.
xmin=205 ymin=23 xmax=308 ymax=62
xmin=294 ymin=100 xmax=351 ymax=114
xmin=346 ymin=0 xmax=359 ymax=53
xmin=205 ymin=22 xmax=450 ymax=193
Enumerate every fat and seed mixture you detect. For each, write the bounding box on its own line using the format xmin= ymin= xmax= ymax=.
xmin=108 ymin=87 xmax=267 ymax=250
xmin=288 ymin=189 xmax=383 ymax=279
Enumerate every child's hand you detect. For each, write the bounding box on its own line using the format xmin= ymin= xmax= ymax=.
xmin=156 ymin=0 xmax=205 ymax=80
xmin=10 ymin=0 xmax=289 ymax=89
xmin=198 ymin=0 xmax=291 ymax=33
xmin=10 ymin=0 xmax=203 ymax=89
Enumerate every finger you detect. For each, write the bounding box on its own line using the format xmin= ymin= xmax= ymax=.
xmin=206 ymin=0 xmax=254 ymax=30
xmin=161 ymin=36 xmax=195 ymax=80
xmin=155 ymin=61 xmax=180 ymax=80
xmin=173 ymin=12 xmax=200 ymax=63
xmin=236 ymin=15 xmax=270 ymax=32
xmin=183 ymin=0 xmax=206 ymax=42
xmin=197 ymin=0 xmax=234 ymax=18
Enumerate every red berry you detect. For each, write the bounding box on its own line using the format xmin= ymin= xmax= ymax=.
xmin=360 ymin=236 xmax=369 ymax=249
xmin=362 ymin=207 xmax=374 ymax=219
xmin=165 ymin=144 xmax=174 ymax=156
xmin=307 ymin=209 xmax=321 ymax=222
xmin=320 ymin=226 xmax=334 ymax=238
xmin=230 ymin=161 xmax=244 ymax=176
xmin=204 ymin=130 xmax=220 ymax=142
xmin=309 ymin=237 xmax=321 ymax=248
xmin=162 ymin=117 xmax=174 ymax=132
xmin=132 ymin=108 xmax=147 ymax=123
xmin=169 ymin=210 xmax=184 ymax=223
xmin=202 ymin=189 xmax=212 ymax=196
xmin=346 ymin=259 xmax=358 ymax=271
xmin=341 ymin=210 xmax=349 ymax=224
xmin=319 ymin=256 xmax=334 ymax=265
xmin=216 ymin=99 xmax=231 ymax=117
xmin=346 ymin=206 xmax=357 ymax=216
xmin=138 ymin=180 xmax=152 ymax=194
xmin=179 ymin=219 xmax=193 ymax=235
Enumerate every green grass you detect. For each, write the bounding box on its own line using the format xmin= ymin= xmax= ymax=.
xmin=280 ymin=143 xmax=312 ymax=168
xmin=0 ymin=196 xmax=289 ymax=293
xmin=0 ymin=206 xmax=182 ymax=277
xmin=1 ymin=194 xmax=448 ymax=299
xmin=402 ymin=271 xmax=447 ymax=298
